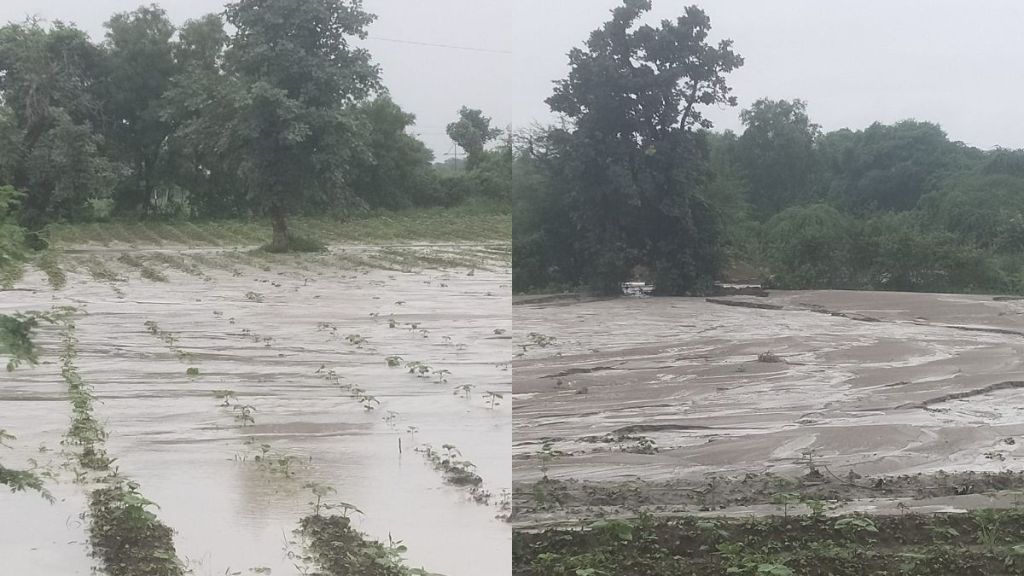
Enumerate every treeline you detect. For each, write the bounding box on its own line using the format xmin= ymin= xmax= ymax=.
xmin=513 ymin=1 xmax=1024 ymax=296
xmin=0 ymin=1 xmax=510 ymax=252
xmin=710 ymin=107 xmax=1024 ymax=294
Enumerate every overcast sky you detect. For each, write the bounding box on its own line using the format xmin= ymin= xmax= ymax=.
xmin=2 ymin=1 xmax=1022 ymax=157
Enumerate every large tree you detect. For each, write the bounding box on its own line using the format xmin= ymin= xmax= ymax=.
xmin=0 ymin=20 xmax=110 ymax=226
xmin=160 ymin=14 xmax=236 ymax=217
xmin=821 ymin=120 xmax=960 ymax=213
xmin=216 ymin=0 xmax=381 ymax=251
xmin=102 ymin=5 xmax=178 ymax=214
xmin=446 ymin=107 xmax=501 ymax=168
xmin=349 ymin=96 xmax=435 ymax=210
xmin=543 ymin=0 xmax=742 ymax=294
xmin=736 ymin=98 xmax=821 ymax=216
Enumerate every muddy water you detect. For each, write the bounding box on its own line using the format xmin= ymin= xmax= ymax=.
xmin=2 ymin=245 xmax=511 ymax=576
xmin=513 ymin=291 xmax=1024 ymax=485
xmin=0 ymin=349 xmax=96 ymax=574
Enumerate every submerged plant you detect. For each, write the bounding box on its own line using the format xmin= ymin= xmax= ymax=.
xmin=405 ymin=361 xmax=432 ymax=377
xmin=233 ymin=404 xmax=257 ymax=427
xmin=484 ymin=391 xmax=504 ymax=409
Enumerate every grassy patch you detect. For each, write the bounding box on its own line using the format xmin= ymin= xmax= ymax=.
xmin=117 ymin=253 xmax=169 ymax=282
xmin=261 ymin=234 xmax=327 ymax=254
xmin=36 ymin=251 xmax=67 ymax=290
xmin=0 ymin=257 xmax=24 ymax=289
xmin=146 ymin=252 xmax=206 ymax=278
xmin=514 ymin=510 xmax=1024 ymax=576
xmin=81 ymin=256 xmax=125 ymax=283
xmin=48 ymin=201 xmax=510 ymax=248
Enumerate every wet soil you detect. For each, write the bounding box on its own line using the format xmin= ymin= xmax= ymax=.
xmin=513 ymin=290 xmax=1024 ymax=526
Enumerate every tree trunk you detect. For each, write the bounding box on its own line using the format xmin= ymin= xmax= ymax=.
xmin=270 ymin=206 xmax=289 ymax=252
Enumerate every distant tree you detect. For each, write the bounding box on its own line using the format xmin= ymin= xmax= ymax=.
xmin=921 ymin=173 xmax=1024 ymax=251
xmin=350 ymin=96 xmax=435 ymax=209
xmin=24 ymin=109 xmax=115 ymax=223
xmin=173 ymin=13 xmax=226 ymax=71
xmin=539 ymin=0 xmax=742 ymax=294
xmin=704 ymin=131 xmax=758 ymax=260
xmin=856 ymin=212 xmax=983 ymax=292
xmin=762 ymin=204 xmax=857 ymax=289
xmin=207 ymin=0 xmax=381 ymax=251
xmin=446 ymin=107 xmax=501 ymax=168
xmin=821 ymin=120 xmax=960 ymax=213
xmin=102 ymin=5 xmax=178 ymax=214
xmin=160 ymin=14 xmax=236 ymax=217
xmin=736 ymin=98 xmax=821 ymax=216
xmin=0 ymin=20 xmax=109 ymax=226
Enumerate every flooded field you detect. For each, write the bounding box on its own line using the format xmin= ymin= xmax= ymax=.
xmin=513 ymin=290 xmax=1024 ymax=526
xmin=1 ymin=242 xmax=511 ymax=575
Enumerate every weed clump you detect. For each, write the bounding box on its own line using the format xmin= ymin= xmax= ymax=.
xmin=261 ymin=234 xmax=326 ymax=253
xmin=87 ymin=479 xmax=184 ymax=576
xmin=298 ymin=514 xmax=433 ymax=576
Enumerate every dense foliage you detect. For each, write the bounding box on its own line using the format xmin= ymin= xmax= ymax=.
xmin=514 ymin=2 xmax=1024 ymax=296
xmin=0 ymin=2 xmax=509 ymax=252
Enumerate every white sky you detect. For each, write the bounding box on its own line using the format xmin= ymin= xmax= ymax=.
xmin=2 ymin=1 xmax=1023 ymax=157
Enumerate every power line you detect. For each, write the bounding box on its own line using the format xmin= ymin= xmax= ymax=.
xmin=366 ymin=35 xmax=512 ymax=55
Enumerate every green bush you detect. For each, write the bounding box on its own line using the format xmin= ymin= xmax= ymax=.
xmin=762 ymin=204 xmax=858 ymax=289
xmin=0 ymin=185 xmax=27 ymax=286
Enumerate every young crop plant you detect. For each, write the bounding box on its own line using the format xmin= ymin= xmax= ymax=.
xmin=416 ymin=443 xmax=495 ymax=508
xmin=405 ymin=361 xmax=432 ymax=377
xmin=484 ymin=391 xmax=504 ymax=409
xmin=233 ymin=404 xmax=257 ymax=427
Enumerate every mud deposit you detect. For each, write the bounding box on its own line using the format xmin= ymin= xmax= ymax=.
xmin=513 ymin=291 xmax=1024 ymax=525
xmin=2 ymin=243 xmax=511 ymax=575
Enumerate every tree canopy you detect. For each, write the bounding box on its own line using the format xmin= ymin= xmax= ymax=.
xmin=532 ymin=0 xmax=742 ymax=295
